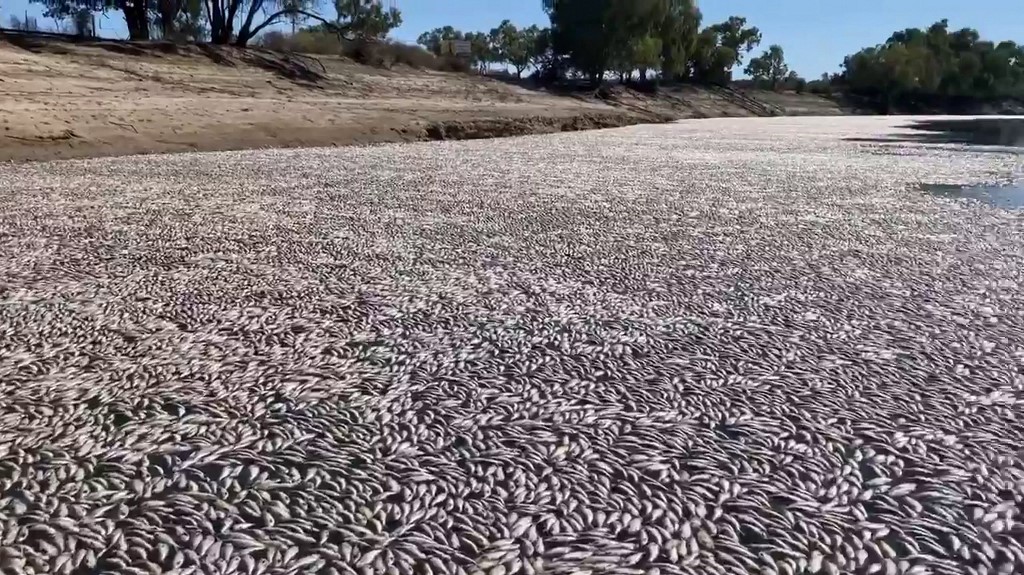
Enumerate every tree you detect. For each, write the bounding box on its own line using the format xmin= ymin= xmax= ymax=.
xmin=745 ymin=44 xmax=788 ymax=89
xmin=417 ymin=26 xmax=465 ymax=55
xmin=690 ymin=28 xmax=736 ymax=84
xmin=334 ymin=0 xmax=401 ymax=38
xmin=491 ymin=20 xmax=541 ymax=78
xmin=807 ymin=72 xmax=834 ymax=95
xmin=786 ymin=70 xmax=807 ymax=93
xmin=171 ymin=0 xmax=207 ymax=40
xmin=464 ymin=31 xmax=495 ymax=72
xmin=544 ymin=0 xmax=663 ymax=85
xmin=204 ymin=0 xmax=393 ymax=47
xmin=611 ymin=34 xmax=662 ymax=82
xmin=543 ymin=0 xmax=611 ymax=84
xmin=840 ymin=20 xmax=1024 ymax=109
xmin=708 ymin=16 xmax=761 ymax=69
xmin=71 ymin=5 xmax=93 ymax=35
xmin=632 ymin=36 xmax=662 ymax=80
xmin=657 ymin=0 xmax=700 ymax=80
xmin=531 ymin=26 xmax=565 ymax=82
xmin=206 ymin=0 xmax=310 ymax=45
xmin=9 ymin=14 xmax=40 ymax=30
xmin=31 ymin=0 xmax=151 ymax=40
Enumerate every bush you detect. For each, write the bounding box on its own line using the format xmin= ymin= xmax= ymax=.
xmin=256 ymin=29 xmax=342 ymax=55
xmin=435 ymin=55 xmax=472 ymax=73
xmin=256 ymin=30 xmax=290 ymax=51
xmin=254 ymin=31 xmax=470 ymax=73
xmin=374 ymin=40 xmax=436 ymax=68
xmin=807 ymin=80 xmax=833 ymax=96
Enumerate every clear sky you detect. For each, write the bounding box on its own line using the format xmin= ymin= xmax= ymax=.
xmin=4 ymin=0 xmax=1023 ymax=77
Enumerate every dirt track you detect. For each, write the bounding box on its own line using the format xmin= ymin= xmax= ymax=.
xmin=0 ymin=33 xmax=842 ymax=161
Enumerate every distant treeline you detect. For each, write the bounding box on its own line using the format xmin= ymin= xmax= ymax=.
xmin=16 ymin=0 xmax=1024 ymax=110
xmin=834 ymin=20 xmax=1024 ymax=111
xmin=417 ymin=2 xmax=1024 ymax=109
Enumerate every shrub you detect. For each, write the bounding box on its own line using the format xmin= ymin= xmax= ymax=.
xmin=254 ymin=31 xmax=470 ymax=73
xmin=376 ymin=40 xmax=437 ymax=68
xmin=256 ymin=29 xmax=341 ymax=55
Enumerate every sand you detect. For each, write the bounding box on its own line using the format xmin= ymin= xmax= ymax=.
xmin=0 ymin=32 xmax=842 ymax=162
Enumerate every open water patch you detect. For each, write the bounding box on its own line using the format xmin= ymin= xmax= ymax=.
xmin=922 ymin=181 xmax=1024 ymax=209
xmin=848 ymin=117 xmax=1024 ymax=148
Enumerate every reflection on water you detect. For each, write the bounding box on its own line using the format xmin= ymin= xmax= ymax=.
xmin=847 ymin=118 xmax=1024 ymax=147
xmin=922 ymin=182 xmax=1024 ymax=209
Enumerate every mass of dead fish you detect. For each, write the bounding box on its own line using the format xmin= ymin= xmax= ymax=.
xmin=1 ymin=117 xmax=1023 ymax=575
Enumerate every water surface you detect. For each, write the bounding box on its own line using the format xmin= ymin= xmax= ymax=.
xmin=923 ymin=182 xmax=1024 ymax=209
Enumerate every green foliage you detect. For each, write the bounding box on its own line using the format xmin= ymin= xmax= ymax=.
xmin=416 ymin=26 xmax=498 ymax=72
xmin=657 ymin=0 xmax=700 ymax=80
xmin=490 ymin=20 xmax=542 ymax=78
xmin=632 ymin=35 xmax=663 ymax=77
xmin=689 ymin=28 xmax=735 ymax=84
xmin=167 ymin=0 xmax=206 ymax=40
xmin=611 ymin=35 xmax=662 ymax=81
xmin=543 ymin=0 xmax=614 ymax=83
xmin=708 ymin=16 xmax=761 ymax=67
xmin=418 ymin=3 xmax=767 ymax=86
xmin=544 ymin=0 xmax=674 ymax=84
xmin=417 ymin=26 xmax=465 ymax=56
xmin=530 ymin=27 xmax=555 ymax=68
xmin=335 ymin=0 xmax=401 ymax=39
xmin=789 ymin=72 xmax=807 ymax=93
xmin=28 ymin=0 xmax=365 ymax=45
xmin=30 ymin=0 xmax=151 ymax=39
xmin=464 ymin=31 xmax=495 ymax=71
xmin=841 ymin=20 xmax=1024 ymax=108
xmin=152 ymin=0 xmax=205 ymax=40
xmin=745 ymin=44 xmax=788 ymax=89
xmin=685 ymin=16 xmax=760 ymax=83
xmin=412 ymin=4 xmax=1022 ymax=107
xmin=807 ymin=73 xmax=835 ymax=96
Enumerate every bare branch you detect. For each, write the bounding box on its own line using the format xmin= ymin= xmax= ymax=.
xmin=239 ymin=8 xmax=348 ymax=46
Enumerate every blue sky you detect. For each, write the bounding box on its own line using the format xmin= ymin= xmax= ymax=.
xmin=4 ymin=0 xmax=1022 ymax=77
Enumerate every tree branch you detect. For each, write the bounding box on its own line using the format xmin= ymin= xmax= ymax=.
xmin=238 ymin=8 xmax=348 ymax=46
xmin=235 ymin=0 xmax=264 ymax=41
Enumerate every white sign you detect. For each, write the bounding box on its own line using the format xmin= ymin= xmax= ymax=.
xmin=441 ymin=39 xmax=472 ymax=56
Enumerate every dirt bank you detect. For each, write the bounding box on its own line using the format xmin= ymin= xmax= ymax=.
xmin=0 ymin=32 xmax=842 ymax=162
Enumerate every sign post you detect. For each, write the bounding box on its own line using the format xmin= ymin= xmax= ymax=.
xmin=440 ymin=39 xmax=472 ymax=58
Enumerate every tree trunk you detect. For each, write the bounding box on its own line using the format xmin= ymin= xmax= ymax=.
xmin=209 ymin=0 xmax=239 ymax=44
xmin=233 ymin=0 xmax=263 ymax=47
xmin=208 ymin=0 xmax=227 ymax=43
xmin=123 ymin=0 xmax=150 ymax=40
xmin=158 ymin=0 xmax=182 ymax=39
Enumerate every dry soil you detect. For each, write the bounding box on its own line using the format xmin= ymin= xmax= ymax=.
xmin=0 ymin=32 xmax=843 ymax=161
